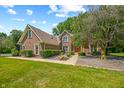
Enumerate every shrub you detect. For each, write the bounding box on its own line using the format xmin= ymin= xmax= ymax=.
xmin=78 ymin=52 xmax=86 ymax=56
xmin=66 ymin=52 xmax=72 ymax=57
xmin=92 ymin=51 xmax=101 ymax=56
xmin=40 ymin=49 xmax=61 ymax=58
xmin=2 ymin=48 xmax=11 ymax=53
xmin=0 ymin=47 xmax=11 ymax=54
xmin=71 ymin=51 xmax=75 ymax=55
xmin=20 ymin=50 xmax=33 ymax=57
xmin=20 ymin=50 xmax=25 ymax=56
xmin=11 ymin=48 xmax=19 ymax=56
xmin=25 ymin=50 xmax=33 ymax=57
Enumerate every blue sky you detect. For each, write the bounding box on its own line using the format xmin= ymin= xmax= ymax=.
xmin=0 ymin=5 xmax=88 ymax=35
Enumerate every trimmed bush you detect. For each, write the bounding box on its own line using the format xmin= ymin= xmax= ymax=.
xmin=40 ymin=49 xmax=61 ymax=58
xmin=11 ymin=48 xmax=19 ymax=56
xmin=25 ymin=50 xmax=33 ymax=57
xmin=70 ymin=51 xmax=75 ymax=55
xmin=78 ymin=52 xmax=86 ymax=56
xmin=66 ymin=52 xmax=72 ymax=57
xmin=20 ymin=50 xmax=33 ymax=57
xmin=20 ymin=50 xmax=25 ymax=56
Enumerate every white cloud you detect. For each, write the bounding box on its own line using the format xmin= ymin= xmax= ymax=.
xmin=2 ymin=5 xmax=14 ymax=8
xmin=42 ymin=20 xmax=47 ymax=24
xmin=26 ymin=9 xmax=33 ymax=15
xmin=0 ymin=25 xmax=4 ymax=29
xmin=48 ymin=5 xmax=86 ymax=18
xmin=32 ymin=20 xmax=36 ymax=24
xmin=52 ymin=23 xmax=57 ymax=27
xmin=8 ymin=9 xmax=16 ymax=15
xmin=12 ymin=18 xmax=24 ymax=22
xmin=48 ymin=5 xmax=58 ymax=14
xmin=55 ymin=13 xmax=67 ymax=18
xmin=60 ymin=5 xmax=86 ymax=13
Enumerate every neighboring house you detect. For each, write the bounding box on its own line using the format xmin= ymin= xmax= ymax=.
xmin=18 ymin=24 xmax=89 ymax=55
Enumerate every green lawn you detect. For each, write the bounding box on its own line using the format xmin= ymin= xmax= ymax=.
xmin=0 ymin=57 xmax=124 ymax=88
xmin=110 ymin=53 xmax=124 ymax=58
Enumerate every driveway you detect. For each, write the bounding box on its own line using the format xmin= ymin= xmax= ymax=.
xmin=76 ymin=56 xmax=124 ymax=71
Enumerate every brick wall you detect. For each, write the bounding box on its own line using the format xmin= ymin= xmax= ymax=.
xmin=22 ymin=29 xmax=41 ymax=52
xmin=60 ymin=33 xmax=72 ymax=51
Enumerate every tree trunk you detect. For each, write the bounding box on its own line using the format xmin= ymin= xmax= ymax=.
xmin=101 ymin=48 xmax=106 ymax=61
xmin=88 ymin=43 xmax=92 ymax=54
xmin=81 ymin=45 xmax=83 ymax=52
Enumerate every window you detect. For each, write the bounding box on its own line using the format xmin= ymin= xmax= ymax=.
xmin=35 ymin=45 xmax=39 ymax=55
xmin=63 ymin=36 xmax=68 ymax=42
xmin=28 ymin=30 xmax=32 ymax=38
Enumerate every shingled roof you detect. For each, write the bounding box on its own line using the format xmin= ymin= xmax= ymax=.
xmin=18 ymin=24 xmax=60 ymax=46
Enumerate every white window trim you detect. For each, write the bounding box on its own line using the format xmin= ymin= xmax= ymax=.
xmin=34 ymin=44 xmax=39 ymax=55
xmin=28 ymin=30 xmax=32 ymax=38
xmin=63 ymin=36 xmax=68 ymax=43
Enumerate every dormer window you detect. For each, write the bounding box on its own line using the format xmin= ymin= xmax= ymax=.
xmin=28 ymin=30 xmax=32 ymax=38
xmin=63 ymin=36 xmax=68 ymax=42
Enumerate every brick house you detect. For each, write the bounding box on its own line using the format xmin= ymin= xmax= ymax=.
xmin=18 ymin=24 xmax=89 ymax=55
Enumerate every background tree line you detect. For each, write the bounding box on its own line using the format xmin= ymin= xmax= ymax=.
xmin=52 ymin=5 xmax=124 ymax=58
xmin=0 ymin=30 xmax=22 ymax=54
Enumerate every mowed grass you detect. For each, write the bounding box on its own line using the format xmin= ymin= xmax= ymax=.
xmin=110 ymin=53 xmax=124 ymax=58
xmin=0 ymin=57 xmax=124 ymax=88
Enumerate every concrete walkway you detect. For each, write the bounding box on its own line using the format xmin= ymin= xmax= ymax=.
xmin=65 ymin=54 xmax=78 ymax=65
xmin=8 ymin=54 xmax=78 ymax=66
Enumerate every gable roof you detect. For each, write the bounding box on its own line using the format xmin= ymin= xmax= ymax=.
xmin=58 ymin=30 xmax=73 ymax=38
xmin=18 ymin=24 xmax=60 ymax=46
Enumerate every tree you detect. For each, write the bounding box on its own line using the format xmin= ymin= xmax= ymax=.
xmin=0 ymin=30 xmax=22 ymax=55
xmin=9 ymin=29 xmax=22 ymax=45
xmin=73 ymin=12 xmax=95 ymax=53
xmin=52 ymin=5 xmax=124 ymax=60
xmin=0 ymin=32 xmax=7 ymax=38
xmin=0 ymin=32 xmax=7 ymax=55
xmin=52 ymin=17 xmax=75 ymax=36
xmin=92 ymin=6 xmax=124 ymax=59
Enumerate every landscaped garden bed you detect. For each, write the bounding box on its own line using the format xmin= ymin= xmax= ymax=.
xmin=40 ymin=49 xmax=75 ymax=60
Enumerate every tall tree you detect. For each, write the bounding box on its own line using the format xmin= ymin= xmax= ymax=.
xmin=9 ymin=29 xmax=22 ymax=45
xmin=92 ymin=6 xmax=124 ymax=59
xmin=73 ymin=12 xmax=95 ymax=53
xmin=0 ymin=32 xmax=7 ymax=38
xmin=0 ymin=32 xmax=7 ymax=55
xmin=52 ymin=5 xmax=124 ymax=59
xmin=52 ymin=17 xmax=75 ymax=36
